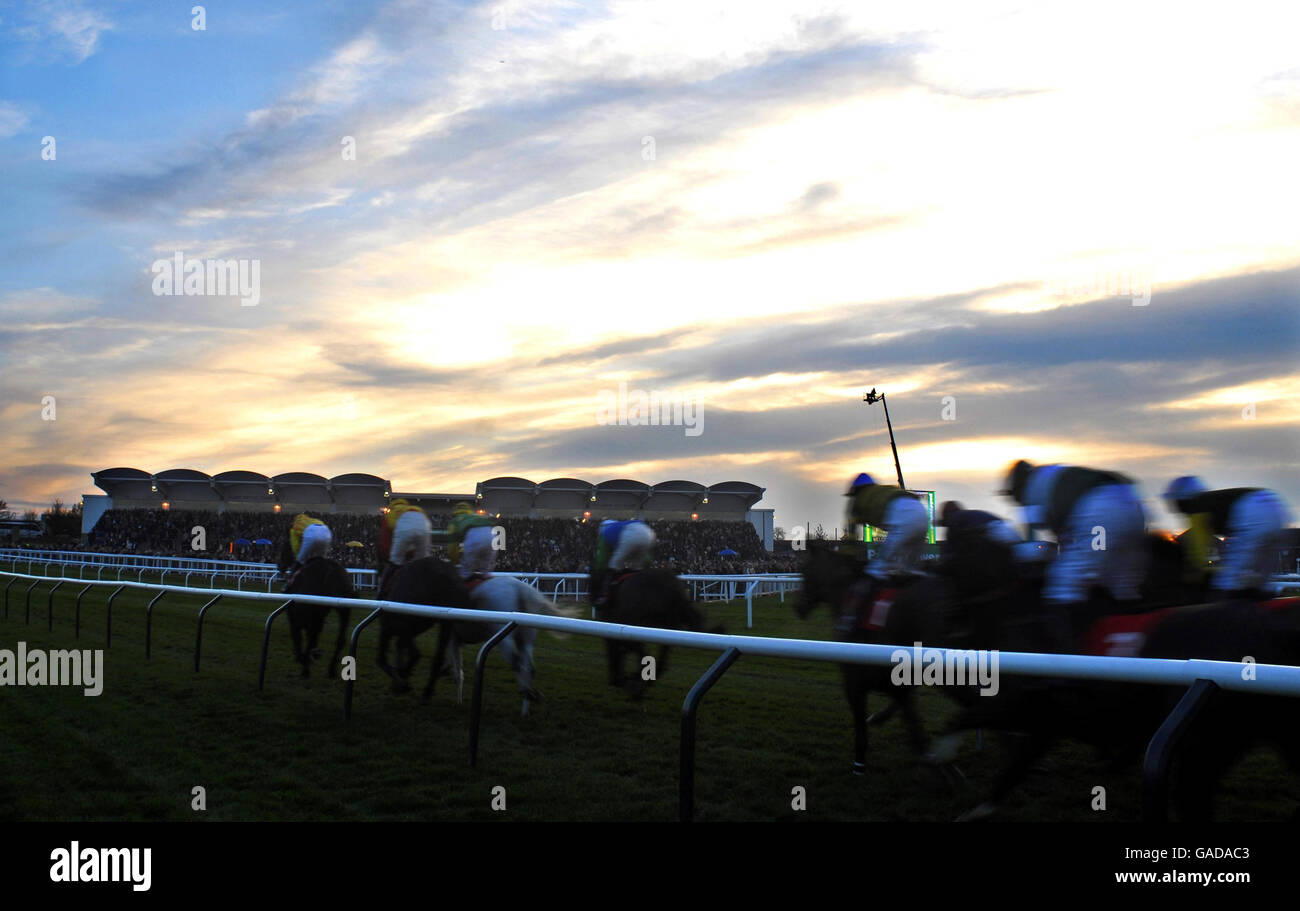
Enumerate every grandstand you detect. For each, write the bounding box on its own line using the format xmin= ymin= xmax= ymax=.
xmin=76 ymin=468 xmax=783 ymax=570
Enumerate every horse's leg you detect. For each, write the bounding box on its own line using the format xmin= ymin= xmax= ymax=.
xmin=288 ymin=612 xmax=309 ymax=677
xmin=511 ymin=628 xmax=541 ymax=713
xmin=844 ymin=666 xmax=868 ymax=776
xmin=306 ymin=610 xmax=325 ymax=658
xmin=606 ymin=639 xmax=623 ymax=688
xmin=655 ymin=644 xmax=671 ymax=682
xmin=377 ymin=624 xmax=390 ymax=672
xmin=303 ymin=612 xmax=325 ymax=676
xmin=625 ymin=641 xmax=648 ymax=699
xmin=328 ymin=608 xmax=350 ymax=676
xmin=895 ymin=689 xmax=930 ymax=756
xmin=958 ymin=730 xmax=1054 ymax=821
xmin=402 ymin=636 xmax=421 ymax=679
xmin=422 ymin=624 xmax=451 ymax=704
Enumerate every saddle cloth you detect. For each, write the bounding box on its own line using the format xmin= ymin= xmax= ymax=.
xmin=1083 ymin=596 xmax=1299 ymax=657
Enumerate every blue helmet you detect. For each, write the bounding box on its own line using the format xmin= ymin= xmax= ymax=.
xmin=1163 ymin=475 xmax=1207 ymax=505
xmin=845 ymin=472 xmax=875 ymax=495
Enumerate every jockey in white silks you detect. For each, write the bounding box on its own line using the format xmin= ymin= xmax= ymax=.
xmin=1163 ymin=476 xmax=1293 ymax=598
xmin=591 ymin=519 xmax=657 ymax=608
xmin=298 ymin=521 xmax=333 ymax=563
xmin=1002 ymin=460 xmax=1148 ymax=651
xmin=389 ymin=509 xmax=432 ymax=566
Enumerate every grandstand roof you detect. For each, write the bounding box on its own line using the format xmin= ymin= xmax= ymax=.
xmin=92 ymin=468 xmax=392 ymax=509
xmin=90 ymin=470 xmax=762 ymax=517
xmin=474 ymin=477 xmax=765 ymax=516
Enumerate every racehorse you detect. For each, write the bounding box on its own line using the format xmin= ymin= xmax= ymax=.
xmin=599 ymin=568 xmax=722 ymax=698
xmin=433 ymin=574 xmax=576 ymax=716
xmin=280 ymin=551 xmax=355 ymax=678
xmin=376 ymin=557 xmax=472 ymax=695
xmin=796 ymin=542 xmax=971 ymax=778
xmin=380 ymin=560 xmax=570 ymax=715
xmin=916 ymin=533 xmax=1300 ymax=820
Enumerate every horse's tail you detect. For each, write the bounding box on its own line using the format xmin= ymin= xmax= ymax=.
xmin=514 ymin=579 xmax=580 ymax=637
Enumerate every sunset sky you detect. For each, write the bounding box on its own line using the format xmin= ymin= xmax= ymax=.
xmin=1 ymin=0 xmax=1297 ymax=535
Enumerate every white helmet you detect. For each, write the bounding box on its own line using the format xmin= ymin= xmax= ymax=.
xmin=1163 ymin=475 xmax=1207 ymax=505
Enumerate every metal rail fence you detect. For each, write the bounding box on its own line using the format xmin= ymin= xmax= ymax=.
xmin=0 ymin=549 xmax=804 ymax=625
xmin=2 ymin=569 xmax=1298 ymax=821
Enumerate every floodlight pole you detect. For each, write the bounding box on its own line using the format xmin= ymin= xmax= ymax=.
xmin=864 ymin=389 xmax=905 ymax=490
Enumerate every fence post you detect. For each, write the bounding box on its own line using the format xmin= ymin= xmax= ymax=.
xmin=24 ymin=579 xmax=41 ymax=624
xmin=105 ymin=585 xmax=125 ymax=646
xmin=46 ymin=579 xmax=65 ymax=631
xmin=343 ymin=607 xmax=383 ymax=721
xmin=257 ymin=600 xmax=294 ymax=691
xmin=75 ymin=583 xmax=92 ymax=638
xmin=144 ymin=590 xmax=167 ymax=659
xmin=3 ymin=575 xmax=17 ymax=619
xmin=193 ymin=594 xmax=224 ymax=672
xmin=680 ymin=647 xmax=741 ymax=822
xmin=469 ymin=621 xmax=519 ymax=768
xmin=1142 ymin=678 xmax=1219 ymax=822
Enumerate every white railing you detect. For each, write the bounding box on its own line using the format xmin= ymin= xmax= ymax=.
xmin=3 ymin=568 xmax=1299 ymax=821
xmin=0 ymin=550 xmax=804 ymax=626
xmin=3 ymin=569 xmax=1299 ymax=696
xmin=0 ymin=548 xmax=378 ymax=592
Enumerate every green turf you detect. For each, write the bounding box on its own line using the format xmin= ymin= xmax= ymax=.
xmin=0 ymin=562 xmax=1295 ymax=821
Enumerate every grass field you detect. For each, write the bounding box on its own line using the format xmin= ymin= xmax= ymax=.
xmin=1 ymin=562 xmax=1296 ymax=822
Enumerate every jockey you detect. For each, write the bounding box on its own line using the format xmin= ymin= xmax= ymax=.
xmin=281 ymin=514 xmax=331 ymax=584
xmin=936 ymin=501 xmax=1022 ymax=600
xmin=1162 ymin=476 xmax=1292 ymax=599
xmin=591 ymin=518 xmax=656 ymax=610
xmin=377 ymin=506 xmax=432 ymax=598
xmin=844 ymin=473 xmax=929 ymax=582
xmin=431 ymin=502 xmax=498 ymax=581
xmin=1002 ymin=460 xmax=1148 ymax=648
xmin=379 ymin=499 xmax=420 ymax=566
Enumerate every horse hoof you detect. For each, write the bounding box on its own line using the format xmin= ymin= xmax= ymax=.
xmin=852 ymin=762 xmax=866 ymax=776
xmin=955 ymin=802 xmax=996 ymax=823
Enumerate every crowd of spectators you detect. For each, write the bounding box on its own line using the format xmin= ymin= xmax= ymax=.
xmin=80 ymin=509 xmax=801 ymax=573
xmin=85 ymin=508 xmax=380 ymax=568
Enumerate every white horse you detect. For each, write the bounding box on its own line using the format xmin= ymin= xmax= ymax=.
xmin=443 ymin=575 xmax=575 ymax=716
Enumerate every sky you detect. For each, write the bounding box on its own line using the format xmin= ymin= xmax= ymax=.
xmin=0 ymin=0 xmax=1297 ymax=536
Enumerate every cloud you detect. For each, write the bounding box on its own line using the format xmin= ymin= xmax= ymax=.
xmin=11 ymin=0 xmax=112 ymax=63
xmin=0 ymin=101 xmax=29 ymax=137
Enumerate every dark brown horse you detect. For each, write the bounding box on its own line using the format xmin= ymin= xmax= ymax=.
xmin=795 ymin=543 xmax=970 ymax=778
xmin=598 ymin=568 xmax=722 ymax=699
xmin=281 ymin=555 xmax=356 ymax=678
